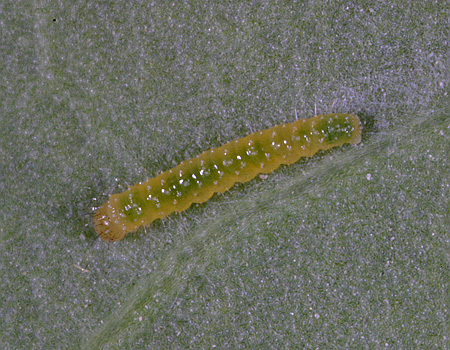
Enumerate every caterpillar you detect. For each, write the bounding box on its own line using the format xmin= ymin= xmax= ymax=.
xmin=94 ymin=113 xmax=362 ymax=241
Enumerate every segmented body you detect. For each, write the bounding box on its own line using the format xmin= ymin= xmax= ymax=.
xmin=94 ymin=113 xmax=361 ymax=241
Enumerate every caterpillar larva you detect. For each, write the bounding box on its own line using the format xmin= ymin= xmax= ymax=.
xmin=95 ymin=113 xmax=362 ymax=241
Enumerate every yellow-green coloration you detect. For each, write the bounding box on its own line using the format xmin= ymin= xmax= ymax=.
xmin=94 ymin=113 xmax=362 ymax=241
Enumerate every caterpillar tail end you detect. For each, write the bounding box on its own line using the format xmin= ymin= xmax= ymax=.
xmin=94 ymin=203 xmax=126 ymax=242
xmin=350 ymin=114 xmax=363 ymax=145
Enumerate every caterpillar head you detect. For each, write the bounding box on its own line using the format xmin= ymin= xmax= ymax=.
xmin=94 ymin=204 xmax=127 ymax=242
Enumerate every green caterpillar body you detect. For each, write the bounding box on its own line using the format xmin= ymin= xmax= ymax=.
xmin=94 ymin=113 xmax=362 ymax=241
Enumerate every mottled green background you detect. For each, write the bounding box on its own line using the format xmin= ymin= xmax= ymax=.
xmin=1 ymin=1 xmax=448 ymax=349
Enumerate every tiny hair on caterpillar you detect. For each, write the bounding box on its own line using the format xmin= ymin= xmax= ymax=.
xmin=94 ymin=113 xmax=362 ymax=241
